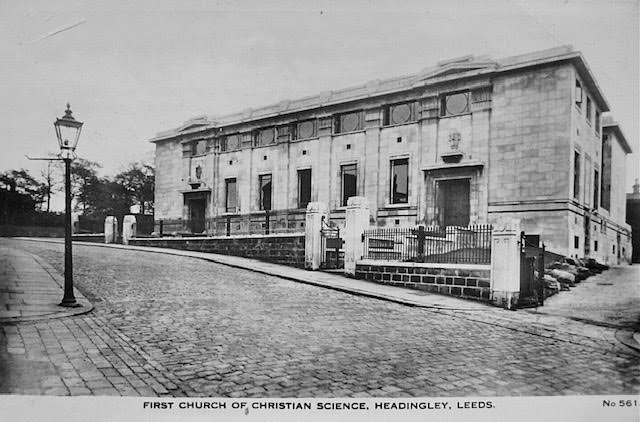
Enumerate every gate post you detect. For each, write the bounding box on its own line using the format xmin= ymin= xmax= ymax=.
xmin=344 ymin=196 xmax=370 ymax=277
xmin=305 ymin=202 xmax=328 ymax=270
xmin=490 ymin=218 xmax=521 ymax=309
xmin=122 ymin=215 xmax=137 ymax=245
xmin=71 ymin=213 xmax=80 ymax=234
xmin=104 ymin=216 xmax=118 ymax=244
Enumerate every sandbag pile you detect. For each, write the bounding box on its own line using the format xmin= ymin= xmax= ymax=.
xmin=541 ymin=257 xmax=608 ymax=299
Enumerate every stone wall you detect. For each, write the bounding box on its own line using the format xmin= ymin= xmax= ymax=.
xmin=129 ymin=234 xmax=306 ymax=268
xmin=355 ymin=260 xmax=491 ymax=302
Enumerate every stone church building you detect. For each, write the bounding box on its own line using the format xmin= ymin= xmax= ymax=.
xmin=150 ymin=46 xmax=632 ymax=265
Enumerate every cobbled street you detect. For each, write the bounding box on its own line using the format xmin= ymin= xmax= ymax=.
xmin=1 ymin=238 xmax=639 ymax=397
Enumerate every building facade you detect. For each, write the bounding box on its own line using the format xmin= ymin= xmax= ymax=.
xmin=627 ymin=180 xmax=640 ymax=263
xmin=151 ymin=46 xmax=632 ymax=264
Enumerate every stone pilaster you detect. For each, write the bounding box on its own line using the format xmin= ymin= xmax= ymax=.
xmin=490 ymin=218 xmax=521 ymax=309
xmin=344 ymin=197 xmax=370 ymax=277
xmin=305 ymin=202 xmax=328 ymax=270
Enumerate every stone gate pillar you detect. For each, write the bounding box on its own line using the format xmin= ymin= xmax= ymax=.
xmin=71 ymin=213 xmax=80 ymax=234
xmin=490 ymin=218 xmax=521 ymax=309
xmin=104 ymin=216 xmax=118 ymax=244
xmin=344 ymin=196 xmax=370 ymax=277
xmin=305 ymin=202 xmax=328 ymax=270
xmin=122 ymin=215 xmax=137 ymax=245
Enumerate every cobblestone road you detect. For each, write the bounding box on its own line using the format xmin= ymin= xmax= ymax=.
xmin=2 ymin=239 xmax=639 ymax=397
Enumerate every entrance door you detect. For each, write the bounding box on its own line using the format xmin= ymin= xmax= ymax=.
xmin=189 ymin=199 xmax=206 ymax=233
xmin=439 ymin=179 xmax=470 ymax=227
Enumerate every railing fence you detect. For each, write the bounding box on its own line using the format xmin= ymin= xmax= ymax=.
xmin=362 ymin=224 xmax=492 ymax=264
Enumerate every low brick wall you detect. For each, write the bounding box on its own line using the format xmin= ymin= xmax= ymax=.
xmin=129 ymin=233 xmax=306 ymax=268
xmin=0 ymin=225 xmax=64 ymax=237
xmin=355 ymin=260 xmax=492 ymax=302
xmin=72 ymin=233 xmax=106 ymax=243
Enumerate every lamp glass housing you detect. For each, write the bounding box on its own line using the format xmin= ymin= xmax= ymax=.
xmin=54 ymin=105 xmax=83 ymax=159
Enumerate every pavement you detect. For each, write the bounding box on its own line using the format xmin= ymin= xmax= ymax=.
xmin=0 ymin=245 xmax=92 ymax=323
xmin=1 ymin=237 xmax=639 ymax=397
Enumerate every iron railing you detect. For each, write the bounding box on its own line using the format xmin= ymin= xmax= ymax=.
xmin=362 ymin=224 xmax=492 ymax=264
xmin=155 ymin=209 xmax=307 ymax=237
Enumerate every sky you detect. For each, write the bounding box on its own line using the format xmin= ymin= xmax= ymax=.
xmin=0 ymin=0 xmax=638 ymax=211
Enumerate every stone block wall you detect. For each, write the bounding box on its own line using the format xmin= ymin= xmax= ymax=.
xmin=129 ymin=234 xmax=305 ymax=268
xmin=355 ymin=261 xmax=491 ymax=301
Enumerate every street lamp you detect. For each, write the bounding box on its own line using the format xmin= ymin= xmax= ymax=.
xmin=54 ymin=103 xmax=83 ymax=307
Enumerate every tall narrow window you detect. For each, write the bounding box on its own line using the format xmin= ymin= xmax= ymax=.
xmin=593 ymin=170 xmax=599 ymax=210
xmin=259 ymin=174 xmax=272 ymax=211
xmin=341 ymin=164 xmax=357 ymax=206
xmin=586 ymin=97 xmax=592 ymax=124
xmin=390 ymin=159 xmax=409 ymax=204
xmin=225 ymin=178 xmax=237 ymax=213
xmin=575 ymin=79 xmax=583 ymax=108
xmin=298 ymin=169 xmax=312 ymax=209
xmin=573 ymin=152 xmax=581 ymax=200
xmin=595 ymin=110 xmax=601 ymax=134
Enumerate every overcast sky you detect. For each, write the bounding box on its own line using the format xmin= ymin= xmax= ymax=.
xmin=1 ymin=0 xmax=638 ymax=210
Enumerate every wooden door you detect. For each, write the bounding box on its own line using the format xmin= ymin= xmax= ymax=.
xmin=189 ymin=199 xmax=206 ymax=233
xmin=440 ymin=179 xmax=470 ymax=227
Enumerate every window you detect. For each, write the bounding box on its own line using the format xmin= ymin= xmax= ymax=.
xmin=601 ymin=134 xmax=611 ymax=211
xmin=225 ymin=178 xmax=237 ymax=213
xmin=593 ymin=170 xmax=599 ymax=210
xmin=383 ymin=102 xmax=417 ymax=125
xmin=574 ymin=236 xmax=580 ymax=249
xmin=586 ymin=97 xmax=592 ymax=124
xmin=221 ymin=134 xmax=241 ymax=152
xmin=297 ymin=169 xmax=312 ymax=209
xmin=390 ymin=158 xmax=409 ymax=204
xmin=595 ymin=110 xmax=601 ymax=134
xmin=293 ymin=120 xmax=317 ymax=140
xmin=341 ymin=164 xmax=357 ymax=206
xmin=334 ymin=111 xmax=363 ymax=134
xmin=441 ymin=92 xmax=469 ymax=116
xmin=258 ymin=174 xmax=272 ymax=211
xmin=594 ymin=240 xmax=598 ymax=252
xmin=254 ymin=128 xmax=276 ymax=147
xmin=575 ymin=79 xmax=583 ymax=108
xmin=573 ymin=151 xmax=581 ymax=200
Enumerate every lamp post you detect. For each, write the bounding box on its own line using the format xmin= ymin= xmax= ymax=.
xmin=54 ymin=104 xmax=83 ymax=307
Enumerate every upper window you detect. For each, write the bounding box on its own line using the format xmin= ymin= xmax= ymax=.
xmin=383 ymin=102 xmax=417 ymax=126
xmin=254 ymin=128 xmax=276 ymax=147
xmin=593 ymin=169 xmax=599 ymax=210
xmin=586 ymin=97 xmax=592 ymax=125
xmin=225 ymin=178 xmax=238 ymax=213
xmin=334 ymin=111 xmax=363 ymax=134
xmin=259 ymin=174 xmax=272 ymax=211
xmin=595 ymin=110 xmax=601 ymax=134
xmin=293 ymin=120 xmax=317 ymax=140
xmin=575 ymin=79 xmax=583 ymax=108
xmin=390 ymin=158 xmax=409 ymax=204
xmin=573 ymin=151 xmax=581 ymax=200
xmin=221 ymin=134 xmax=241 ymax=152
xmin=340 ymin=164 xmax=357 ymax=206
xmin=441 ymin=92 xmax=469 ymax=116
